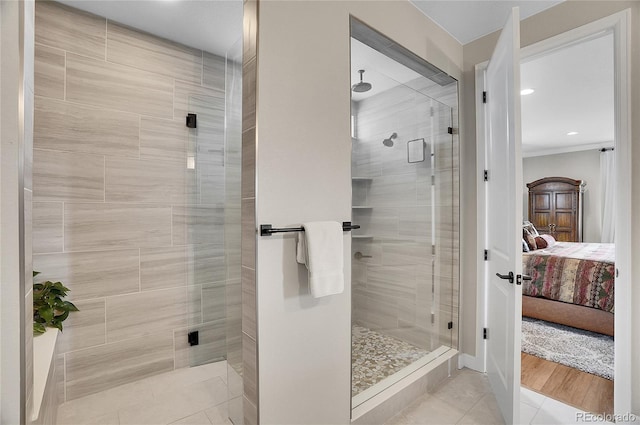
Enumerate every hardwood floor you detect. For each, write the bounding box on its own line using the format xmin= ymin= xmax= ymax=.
xmin=521 ymin=352 xmax=614 ymax=416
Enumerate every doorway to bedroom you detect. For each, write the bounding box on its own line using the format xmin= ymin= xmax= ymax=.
xmin=519 ymin=31 xmax=615 ymax=416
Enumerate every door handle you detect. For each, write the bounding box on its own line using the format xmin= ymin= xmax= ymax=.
xmin=516 ymin=274 xmax=531 ymax=285
xmin=496 ymin=271 xmax=514 ymax=284
xmin=354 ymin=252 xmax=372 ymax=260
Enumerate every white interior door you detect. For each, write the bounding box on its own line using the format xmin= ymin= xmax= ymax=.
xmin=484 ymin=8 xmax=523 ymax=424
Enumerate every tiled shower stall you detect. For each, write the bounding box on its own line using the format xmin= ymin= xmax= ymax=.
xmin=32 ymin=1 xmax=241 ymax=403
xmin=350 ymin=47 xmax=460 ymax=398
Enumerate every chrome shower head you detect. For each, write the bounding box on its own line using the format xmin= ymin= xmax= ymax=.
xmin=352 ymin=69 xmax=372 ymax=93
xmin=382 ymin=132 xmax=397 ymax=147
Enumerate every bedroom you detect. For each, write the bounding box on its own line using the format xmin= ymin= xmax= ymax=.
xmin=519 ymin=32 xmax=615 ymax=415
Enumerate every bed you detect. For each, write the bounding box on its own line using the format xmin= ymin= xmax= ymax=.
xmin=522 ymin=240 xmax=615 ymax=336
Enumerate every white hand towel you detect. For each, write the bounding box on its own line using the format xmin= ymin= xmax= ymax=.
xmin=296 ymin=221 xmax=344 ymax=298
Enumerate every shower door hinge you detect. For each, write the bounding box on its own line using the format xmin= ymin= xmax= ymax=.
xmin=186 ymin=113 xmax=197 ymax=129
xmin=447 ymin=127 xmax=453 ymax=135
xmin=483 ymin=328 xmax=488 ymax=340
xmin=188 ymin=330 xmax=199 ymax=346
xmin=484 ymin=249 xmax=488 ymax=261
xmin=432 ymin=245 xmax=436 ymax=255
xmin=430 ymin=106 xmax=434 ymax=117
xmin=447 ymin=321 xmax=453 ymax=330
xmin=484 ymin=170 xmax=488 ymax=181
xmin=431 ymin=175 xmax=435 ymax=186
xmin=483 ymin=91 xmax=487 ymax=103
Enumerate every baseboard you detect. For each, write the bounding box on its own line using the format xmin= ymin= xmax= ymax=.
xmin=458 ymin=353 xmax=484 ymax=372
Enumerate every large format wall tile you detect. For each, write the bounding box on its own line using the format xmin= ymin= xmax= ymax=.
xmin=34 ymin=97 xmax=139 ymax=158
xmin=34 ymin=44 xmax=64 ymax=99
xmin=33 ymin=202 xmax=63 ymax=253
xmin=58 ymin=299 xmax=106 ymax=353
xmin=66 ymin=53 xmax=174 ymax=118
xmin=33 ymin=249 xmax=139 ymax=300
xmin=140 ymin=246 xmax=187 ymax=291
xmin=107 ymin=22 xmax=202 ymax=84
xmin=106 ymin=287 xmax=188 ymax=342
xmin=189 ymin=244 xmax=226 ymax=286
xmin=105 ymin=158 xmax=188 ymax=204
xmin=65 ymin=331 xmax=174 ymax=400
xmin=140 ymin=117 xmax=188 ymax=163
xmin=242 ymin=333 xmax=257 ymax=407
xmin=241 ymin=266 xmax=256 ymax=339
xmin=35 ymin=1 xmax=106 ymax=60
xmin=174 ymin=79 xmax=224 ymax=123
xmin=64 ymin=203 xmax=172 ymax=251
xmin=172 ymin=206 xmax=224 ymax=246
xmin=33 ymin=149 xmax=104 ymax=201
xmin=203 ymin=52 xmax=225 ymax=90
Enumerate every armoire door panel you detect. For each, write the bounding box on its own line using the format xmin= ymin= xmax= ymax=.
xmin=554 ymin=192 xmax=575 ymax=210
xmin=534 ymin=193 xmax=550 ymax=210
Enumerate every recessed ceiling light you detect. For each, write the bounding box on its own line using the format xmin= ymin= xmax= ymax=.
xmin=567 ymin=131 xmax=579 ymax=136
xmin=520 ymin=88 xmax=535 ymax=96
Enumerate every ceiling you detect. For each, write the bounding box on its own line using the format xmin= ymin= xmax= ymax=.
xmin=410 ymin=0 xmax=563 ymax=45
xmin=520 ymin=33 xmax=614 ymax=156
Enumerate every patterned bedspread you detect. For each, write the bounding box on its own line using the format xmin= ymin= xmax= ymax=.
xmin=522 ymin=242 xmax=615 ymax=313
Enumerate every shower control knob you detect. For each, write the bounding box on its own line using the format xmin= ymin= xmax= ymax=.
xmin=354 ymin=252 xmax=372 ymax=260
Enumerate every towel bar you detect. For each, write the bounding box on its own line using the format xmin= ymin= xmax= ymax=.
xmin=260 ymin=222 xmax=360 ymax=236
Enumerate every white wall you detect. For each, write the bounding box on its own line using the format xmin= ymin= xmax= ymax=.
xmin=523 ymin=149 xmax=602 ymax=242
xmin=254 ymin=2 xmax=462 ymax=423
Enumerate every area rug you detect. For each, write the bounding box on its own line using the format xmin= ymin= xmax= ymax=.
xmin=521 ymin=317 xmax=614 ymax=380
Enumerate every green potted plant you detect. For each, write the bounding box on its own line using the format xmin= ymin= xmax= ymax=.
xmin=33 ymin=271 xmax=78 ymax=335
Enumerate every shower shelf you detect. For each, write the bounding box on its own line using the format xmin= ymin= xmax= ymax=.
xmin=352 ymin=206 xmax=373 ymax=209
xmin=352 ymin=235 xmax=373 ymax=240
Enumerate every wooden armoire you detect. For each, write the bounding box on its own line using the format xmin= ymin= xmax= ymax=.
xmin=527 ymin=177 xmax=586 ymax=242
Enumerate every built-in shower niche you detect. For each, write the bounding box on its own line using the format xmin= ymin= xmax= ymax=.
xmin=350 ymin=19 xmax=460 ymax=420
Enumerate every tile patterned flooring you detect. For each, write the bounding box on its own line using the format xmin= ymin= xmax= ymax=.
xmin=56 ymin=361 xmax=231 ymax=425
xmin=385 ymin=368 xmax=614 ymax=425
xmin=352 ymin=325 xmax=430 ymax=396
xmin=57 ymin=357 xmax=612 ymax=425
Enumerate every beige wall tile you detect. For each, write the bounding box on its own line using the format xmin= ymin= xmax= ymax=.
xmin=33 ymin=249 xmax=140 ymax=300
xmin=242 ymin=266 xmax=256 ymax=340
xmin=66 ymin=53 xmax=174 ymax=118
xmin=106 ymin=287 xmax=187 ymax=342
xmin=174 ymin=79 xmax=224 ymax=123
xmin=34 ymin=97 xmax=139 ymax=158
xmin=33 ymin=202 xmax=63 ymax=254
xmin=203 ymin=52 xmax=225 ymax=90
xmin=201 ymin=282 xmax=226 ymax=323
xmin=140 ymin=246 xmax=187 ymax=291
xmin=107 ymin=21 xmax=202 ymax=84
xmin=188 ymin=244 xmax=225 ymax=286
xmin=34 ymin=44 xmax=64 ymax=99
xmin=35 ymin=1 xmax=106 ymax=59
xmin=140 ymin=117 xmax=188 ymax=163
xmin=241 ymin=199 xmax=255 ymax=269
xmin=242 ymin=333 xmax=257 ymax=406
xmin=105 ymin=158 xmax=188 ymax=204
xmin=172 ymin=206 xmax=224 ymax=246
xmin=65 ymin=331 xmax=174 ymax=400
xmin=64 ymin=203 xmax=172 ymax=251
xmin=58 ymin=299 xmax=106 ymax=353
xmin=241 ymin=57 xmax=256 ymax=133
xmin=242 ymin=128 xmax=256 ymax=199
xmin=33 ymin=149 xmax=104 ymax=201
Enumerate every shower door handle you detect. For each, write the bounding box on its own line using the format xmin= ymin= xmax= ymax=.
xmin=495 ymin=271 xmax=514 ymax=284
xmin=516 ymin=274 xmax=532 ymax=285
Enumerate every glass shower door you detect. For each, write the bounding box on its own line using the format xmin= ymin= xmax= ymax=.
xmin=350 ymin=50 xmax=458 ymax=406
